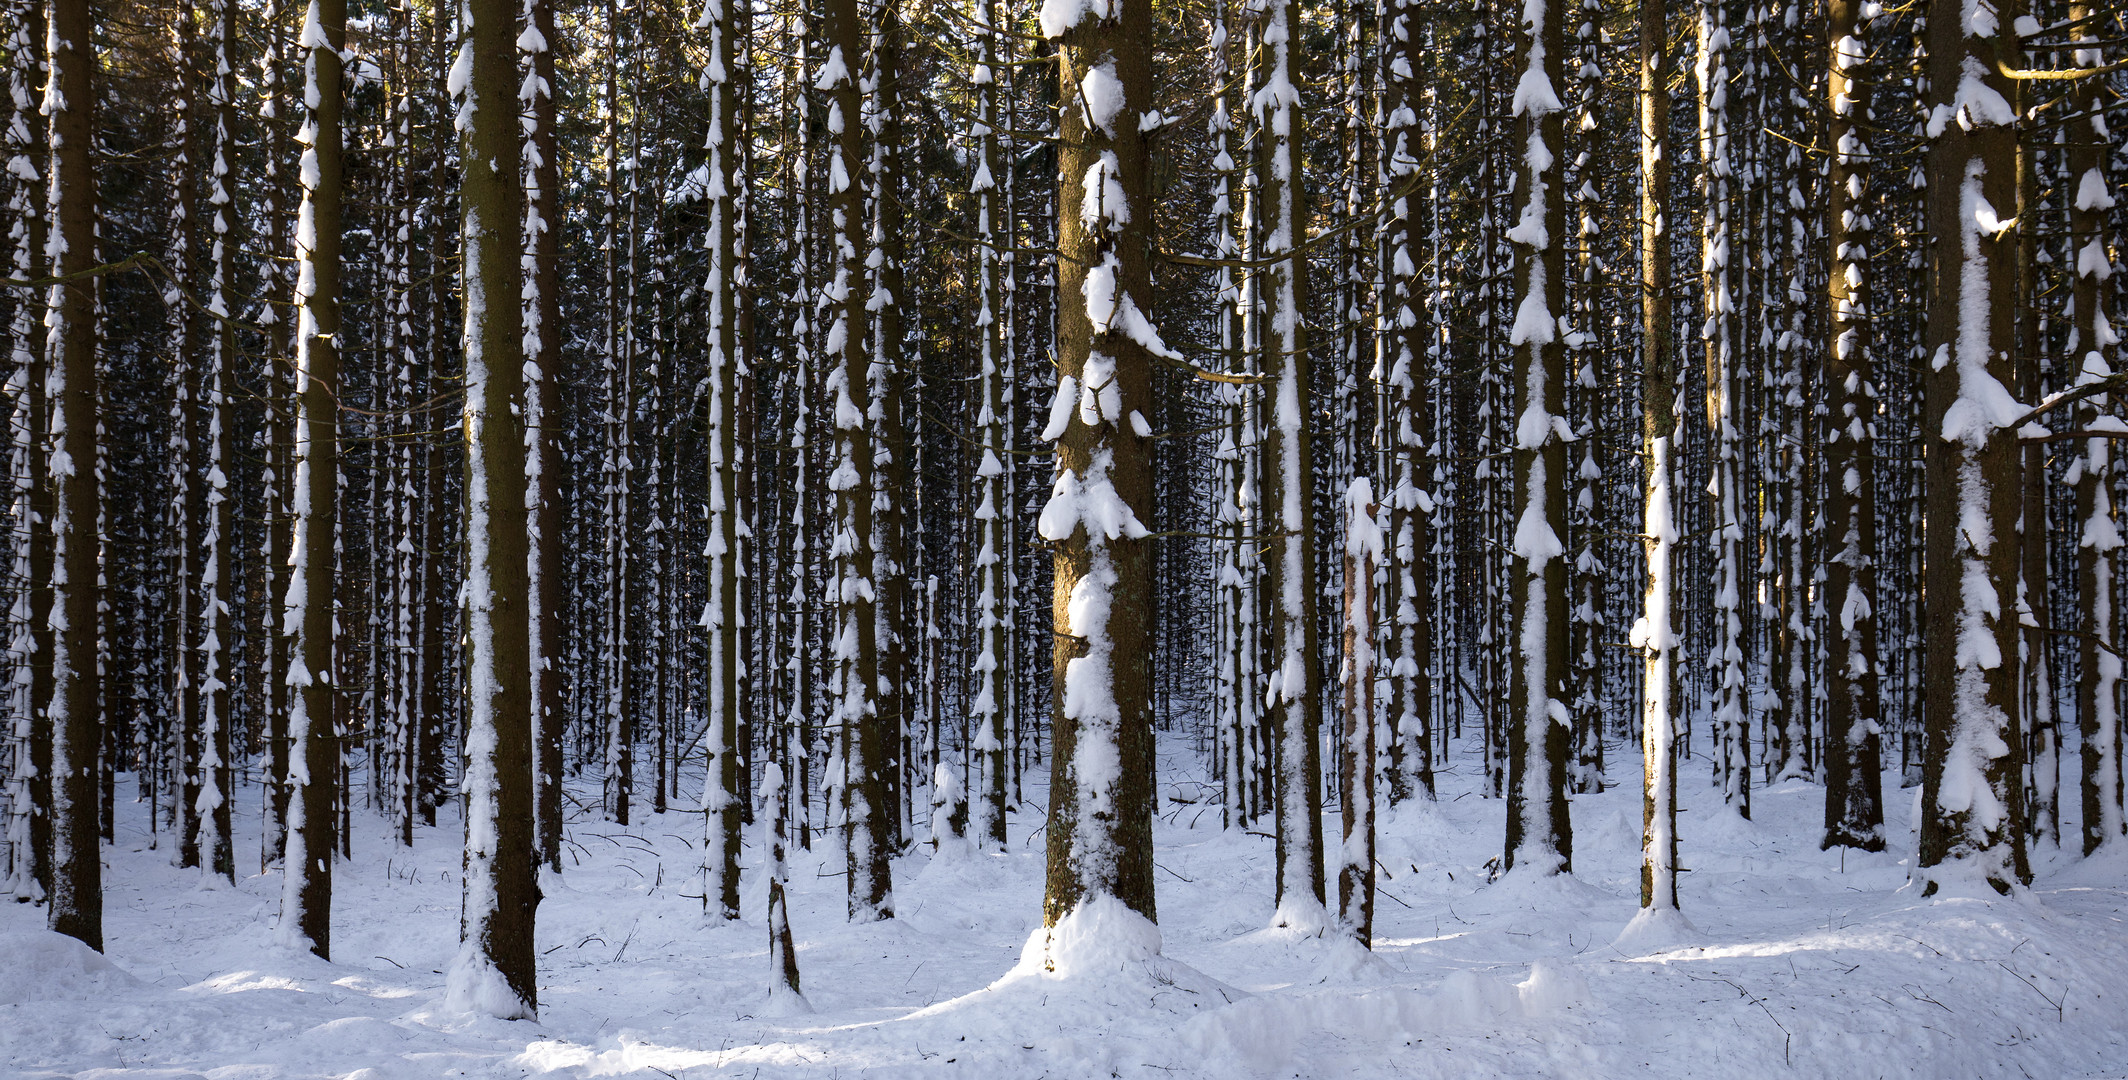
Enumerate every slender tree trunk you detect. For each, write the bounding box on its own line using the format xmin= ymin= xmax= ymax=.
xmin=1504 ymin=0 xmax=1573 ymax=876
xmin=1338 ymin=481 xmax=1381 ymax=946
xmin=763 ymin=760 xmax=804 ymax=1007
xmin=446 ymin=0 xmax=537 ymax=1018
xmin=519 ymin=0 xmax=564 ymax=878
xmin=4 ymin=0 xmax=49 ymax=904
xmin=168 ymin=0 xmax=202 ymax=872
xmin=867 ymin=7 xmax=912 ymax=854
xmin=45 ymin=0 xmax=99 ymax=951
xmin=701 ymin=0 xmax=743 ymax=921
xmin=2067 ymin=0 xmax=2121 ymax=855
xmin=278 ymin=0 xmax=344 ymax=960
xmin=1256 ymin=0 xmax=1326 ymax=927
xmin=971 ymin=0 xmax=1010 ymax=852
xmin=258 ymin=0 xmax=295 ymax=865
xmin=1637 ymin=0 xmax=1680 ymax=911
xmin=1380 ymin=0 xmax=1434 ymax=806
xmin=197 ymin=0 xmax=238 ymax=884
xmin=1699 ymin=0 xmax=1750 ymax=818
xmin=1822 ymin=0 xmax=1886 ymax=852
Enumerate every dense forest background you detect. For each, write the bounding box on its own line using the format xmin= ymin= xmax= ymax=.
xmin=0 ymin=0 xmax=2122 ymax=1014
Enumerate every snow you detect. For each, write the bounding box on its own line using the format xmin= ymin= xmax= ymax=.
xmin=8 ymin=748 xmax=2127 ymax=1078
xmin=1941 ymin=163 xmax=2026 ymax=447
xmin=1080 ymin=61 xmax=1123 ymax=137
xmin=1038 ymin=0 xmax=1102 ymax=38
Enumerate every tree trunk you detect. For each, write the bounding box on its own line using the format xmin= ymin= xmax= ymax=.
xmin=278 ymin=0 xmax=344 ymax=960
xmin=1917 ymin=0 xmax=2029 ymax=896
xmin=1504 ymin=0 xmax=1573 ymax=876
xmin=818 ymin=0 xmax=892 ymax=922
xmin=2067 ymin=0 xmax=2122 ymax=855
xmin=4 ymin=0 xmax=49 ymax=904
xmin=446 ymin=0 xmax=537 ymax=1018
xmin=1338 ymin=482 xmax=1380 ymax=946
xmin=45 ymin=0 xmax=99 ymax=951
xmin=1037 ymin=0 xmax=1159 ymax=933
xmin=1699 ymin=0 xmax=1750 ymax=819
xmin=702 ymin=0 xmax=743 ymax=921
xmin=521 ymin=0 xmax=565 ymax=878
xmin=1256 ymin=0 xmax=1325 ymax=927
xmin=197 ymin=0 xmax=238 ymax=884
xmin=971 ymin=0 xmax=1010 ymax=852
xmin=1637 ymin=0 xmax=1680 ymax=910
xmin=1821 ymin=0 xmax=1886 ymax=852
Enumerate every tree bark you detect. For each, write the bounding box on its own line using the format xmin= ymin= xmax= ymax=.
xmin=1257 ymin=0 xmax=1325 ymax=926
xmin=1038 ymin=0 xmax=1158 ymax=931
xmin=45 ymin=0 xmax=100 ymax=952
xmin=522 ymin=0 xmax=565 ymax=878
xmin=702 ymin=0 xmax=743 ymax=922
xmin=1822 ymin=0 xmax=1886 ymax=852
xmin=1918 ymin=0 xmax=2029 ymax=895
xmin=1637 ymin=0 xmax=1680 ymax=910
xmin=447 ymin=0 xmax=537 ymax=1018
xmin=1504 ymin=0 xmax=1573 ymax=876
xmin=278 ymin=0 xmax=344 ymax=960
xmin=818 ymin=0 xmax=892 ymax=923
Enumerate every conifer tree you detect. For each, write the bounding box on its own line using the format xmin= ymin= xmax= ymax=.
xmin=1635 ymin=0 xmax=1682 ymax=913
xmin=819 ymin=0 xmax=892 ymax=922
xmin=445 ymin=0 xmax=538 ymax=1017
xmin=1037 ymin=0 xmax=1161 ymax=936
xmin=1255 ymin=0 xmax=1325 ymax=928
xmin=701 ymin=0 xmax=744 ymax=922
xmin=1504 ymin=0 xmax=1573 ymax=876
xmin=278 ymin=0 xmax=345 ymax=960
xmin=46 ymin=0 xmax=102 ymax=951
xmin=1822 ymin=0 xmax=1886 ymax=852
xmin=1918 ymin=0 xmax=2029 ymax=896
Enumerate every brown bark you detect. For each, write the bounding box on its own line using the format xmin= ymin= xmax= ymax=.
xmin=1041 ymin=0 xmax=1157 ymax=928
xmin=45 ymin=0 xmax=100 ymax=953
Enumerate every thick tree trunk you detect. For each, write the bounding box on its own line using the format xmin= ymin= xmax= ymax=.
xmin=1038 ymin=0 xmax=1159 ymax=933
xmin=446 ymin=0 xmax=537 ymax=1018
xmin=1918 ymin=0 xmax=2029 ymax=896
xmin=818 ymin=0 xmax=892 ymax=923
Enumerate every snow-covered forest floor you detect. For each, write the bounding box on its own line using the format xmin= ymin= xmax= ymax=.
xmin=5 ymin=734 xmax=2127 ymax=1079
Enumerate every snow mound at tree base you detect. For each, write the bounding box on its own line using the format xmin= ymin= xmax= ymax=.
xmin=1612 ymin=905 xmax=1703 ymax=954
xmin=928 ymin=893 xmax=1243 ymax=1014
xmin=0 ymin=930 xmax=142 ymax=1005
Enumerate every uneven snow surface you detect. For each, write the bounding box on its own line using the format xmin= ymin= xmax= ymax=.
xmin=5 ymin=739 xmax=2126 ymax=1078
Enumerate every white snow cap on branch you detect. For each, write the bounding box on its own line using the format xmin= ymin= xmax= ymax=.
xmin=1040 ymin=0 xmax=1115 ymax=38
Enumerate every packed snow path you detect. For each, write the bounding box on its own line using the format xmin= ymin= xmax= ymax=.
xmin=5 ymin=738 xmax=2125 ymax=1079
